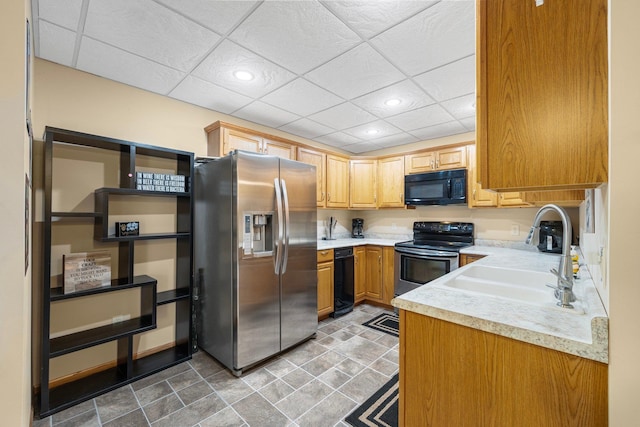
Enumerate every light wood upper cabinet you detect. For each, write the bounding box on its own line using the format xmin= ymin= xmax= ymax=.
xmin=206 ymin=122 xmax=296 ymax=160
xmin=405 ymin=146 xmax=467 ymax=174
xmin=264 ymin=138 xmax=295 ymax=160
xmin=498 ymin=192 xmax=531 ymax=208
xmin=326 ymin=155 xmax=350 ymax=208
xmin=467 ymin=144 xmax=498 ymax=208
xmin=349 ymin=159 xmax=377 ymax=209
xmin=216 ymin=127 xmax=262 ymax=156
xmin=377 ymin=156 xmax=405 ymax=208
xmin=297 ymin=147 xmax=326 ymax=207
xmin=476 ymin=0 xmax=608 ymax=191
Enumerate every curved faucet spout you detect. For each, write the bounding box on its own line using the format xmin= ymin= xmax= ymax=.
xmin=525 ymin=204 xmax=575 ymax=306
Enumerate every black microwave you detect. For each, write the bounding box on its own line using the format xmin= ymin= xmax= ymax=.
xmin=404 ymin=168 xmax=467 ymax=206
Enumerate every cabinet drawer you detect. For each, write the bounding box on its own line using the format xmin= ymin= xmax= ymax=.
xmin=317 ymin=249 xmax=334 ymax=263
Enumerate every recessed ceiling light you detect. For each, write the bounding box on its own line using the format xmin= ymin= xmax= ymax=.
xmin=385 ymin=98 xmax=401 ymax=107
xmin=366 ymin=129 xmax=379 ymax=135
xmin=234 ymin=70 xmax=254 ymax=81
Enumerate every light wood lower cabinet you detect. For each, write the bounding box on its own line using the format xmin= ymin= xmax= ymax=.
xmin=354 ymin=246 xmax=366 ymax=303
xmin=362 ymin=246 xmax=395 ymax=306
xmin=365 ymin=246 xmax=383 ymax=301
xmin=459 ymin=253 xmax=486 ymax=267
xmin=399 ymin=310 xmax=608 ymax=426
xmin=317 ymin=249 xmax=334 ymax=318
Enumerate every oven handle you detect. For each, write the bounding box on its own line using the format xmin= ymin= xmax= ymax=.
xmin=394 ymin=246 xmax=459 ymax=258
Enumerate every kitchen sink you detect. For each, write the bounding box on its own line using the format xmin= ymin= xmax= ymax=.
xmin=437 ymin=265 xmax=557 ymax=306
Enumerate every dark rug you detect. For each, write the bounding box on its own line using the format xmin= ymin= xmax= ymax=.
xmin=362 ymin=313 xmax=399 ymax=337
xmin=345 ymin=373 xmax=399 ymax=427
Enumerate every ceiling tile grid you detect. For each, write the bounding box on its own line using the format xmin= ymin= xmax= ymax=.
xmin=31 ymin=0 xmax=476 ymax=154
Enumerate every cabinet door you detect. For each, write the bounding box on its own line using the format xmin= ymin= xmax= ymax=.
xmin=326 ymin=155 xmax=350 ymax=208
xmin=378 ymin=156 xmax=405 ymax=208
xmin=264 ymin=138 xmax=295 ymax=160
xmin=297 ymin=148 xmax=326 ymax=207
xmin=435 ymin=146 xmax=467 ymax=170
xmin=498 ymin=192 xmax=531 ymax=207
xmin=354 ymin=246 xmax=366 ymax=303
xmin=317 ymin=261 xmax=334 ymax=318
xmin=349 ymin=159 xmax=377 ymax=208
xmin=365 ymin=246 xmax=383 ymax=301
xmin=467 ymin=144 xmax=498 ymax=208
xmin=382 ymin=247 xmax=395 ymax=305
xmin=477 ymin=0 xmax=607 ymax=191
xmin=405 ymin=151 xmax=436 ymax=174
xmin=521 ymin=190 xmax=585 ymax=207
xmin=223 ymin=128 xmax=262 ymax=155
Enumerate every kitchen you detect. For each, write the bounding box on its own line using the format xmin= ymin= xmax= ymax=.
xmin=1 ymin=1 xmax=639 ymax=426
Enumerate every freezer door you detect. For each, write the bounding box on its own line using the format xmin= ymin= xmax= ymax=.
xmin=279 ymin=159 xmax=318 ymax=350
xmin=235 ymin=152 xmax=281 ymax=369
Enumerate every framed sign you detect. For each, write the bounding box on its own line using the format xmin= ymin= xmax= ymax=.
xmin=63 ymin=251 xmax=112 ymax=293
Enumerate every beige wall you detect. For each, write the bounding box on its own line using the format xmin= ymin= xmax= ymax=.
xmin=608 ymin=0 xmax=640 ymax=424
xmin=0 ymin=0 xmax=32 ymax=425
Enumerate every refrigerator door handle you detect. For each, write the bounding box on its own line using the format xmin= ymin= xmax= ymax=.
xmin=281 ymin=178 xmax=290 ymax=274
xmin=274 ymin=177 xmax=284 ymax=274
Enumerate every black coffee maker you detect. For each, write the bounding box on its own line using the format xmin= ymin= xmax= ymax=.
xmin=352 ymin=218 xmax=364 ymax=238
xmin=537 ymin=220 xmax=565 ymax=253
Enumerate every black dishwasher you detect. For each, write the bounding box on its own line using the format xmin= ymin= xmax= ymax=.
xmin=332 ymin=247 xmax=354 ymax=318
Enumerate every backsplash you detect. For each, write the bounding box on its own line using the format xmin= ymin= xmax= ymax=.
xmin=579 ymin=185 xmax=608 ymax=311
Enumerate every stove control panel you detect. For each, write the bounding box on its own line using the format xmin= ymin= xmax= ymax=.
xmin=413 ymin=221 xmax=474 ymax=235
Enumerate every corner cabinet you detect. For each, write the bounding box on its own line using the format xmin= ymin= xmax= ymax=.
xmin=476 ymin=0 xmax=608 ymax=191
xmin=38 ymin=127 xmax=194 ymax=418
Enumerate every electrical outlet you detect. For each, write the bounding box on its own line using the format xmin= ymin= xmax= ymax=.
xmin=510 ymin=224 xmax=520 ymax=236
xmin=391 ymin=223 xmax=397 ymax=230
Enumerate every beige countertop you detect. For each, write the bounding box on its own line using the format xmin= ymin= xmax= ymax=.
xmin=316 ymin=237 xmax=404 ymax=250
xmin=392 ymin=245 xmax=609 ymax=363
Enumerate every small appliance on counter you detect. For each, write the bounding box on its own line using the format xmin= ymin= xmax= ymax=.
xmin=352 ymin=218 xmax=364 ymax=238
xmin=537 ymin=220 xmax=567 ymax=253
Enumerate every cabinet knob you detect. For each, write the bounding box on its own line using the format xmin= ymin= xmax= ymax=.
xmin=321 ymin=192 xmax=325 ymax=201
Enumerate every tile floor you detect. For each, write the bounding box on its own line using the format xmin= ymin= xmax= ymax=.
xmin=34 ymin=304 xmax=398 ymax=427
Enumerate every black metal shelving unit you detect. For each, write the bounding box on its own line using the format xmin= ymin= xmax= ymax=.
xmin=38 ymin=127 xmax=194 ymax=418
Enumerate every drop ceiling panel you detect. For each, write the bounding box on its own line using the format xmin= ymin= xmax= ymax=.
xmin=154 ymin=0 xmax=259 ymax=35
xmin=371 ymin=1 xmax=475 ymax=76
xmin=261 ymin=78 xmax=343 ymax=116
xmin=343 ymin=141 xmax=382 ymax=154
xmin=229 ymin=1 xmax=361 ymax=74
xmin=441 ymin=94 xmax=476 ymax=120
xmin=32 ymin=0 xmax=478 ymax=155
xmin=414 ymin=55 xmax=476 ymax=102
xmin=343 ymin=120 xmax=403 ymax=140
xmin=321 ymin=0 xmax=438 ymax=39
xmin=77 ymin=37 xmax=186 ymax=94
xmin=37 ymin=21 xmax=76 ymax=66
xmin=309 ymin=102 xmax=377 ymax=130
xmin=351 ymin=79 xmax=435 ymax=118
xmin=192 ymin=40 xmax=296 ymax=98
xmin=84 ymin=0 xmax=220 ymax=72
xmin=233 ymin=101 xmax=300 ymax=129
xmin=37 ymin=0 xmax=83 ymax=31
xmin=370 ymin=132 xmax=420 ymax=148
xmin=410 ymin=121 xmax=469 ymax=140
xmin=306 ymin=43 xmax=405 ymax=99
xmin=386 ymin=104 xmax=455 ymax=132
xmin=169 ymin=76 xmax=252 ymax=114
xmin=278 ymin=118 xmax=334 ymax=140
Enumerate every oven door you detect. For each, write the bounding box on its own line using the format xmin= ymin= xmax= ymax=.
xmin=394 ymin=247 xmax=459 ymax=296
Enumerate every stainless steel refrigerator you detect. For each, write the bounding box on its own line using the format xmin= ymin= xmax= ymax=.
xmin=194 ymin=150 xmax=318 ymax=376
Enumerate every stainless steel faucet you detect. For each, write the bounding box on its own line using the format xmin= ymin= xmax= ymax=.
xmin=525 ymin=204 xmax=575 ymax=308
